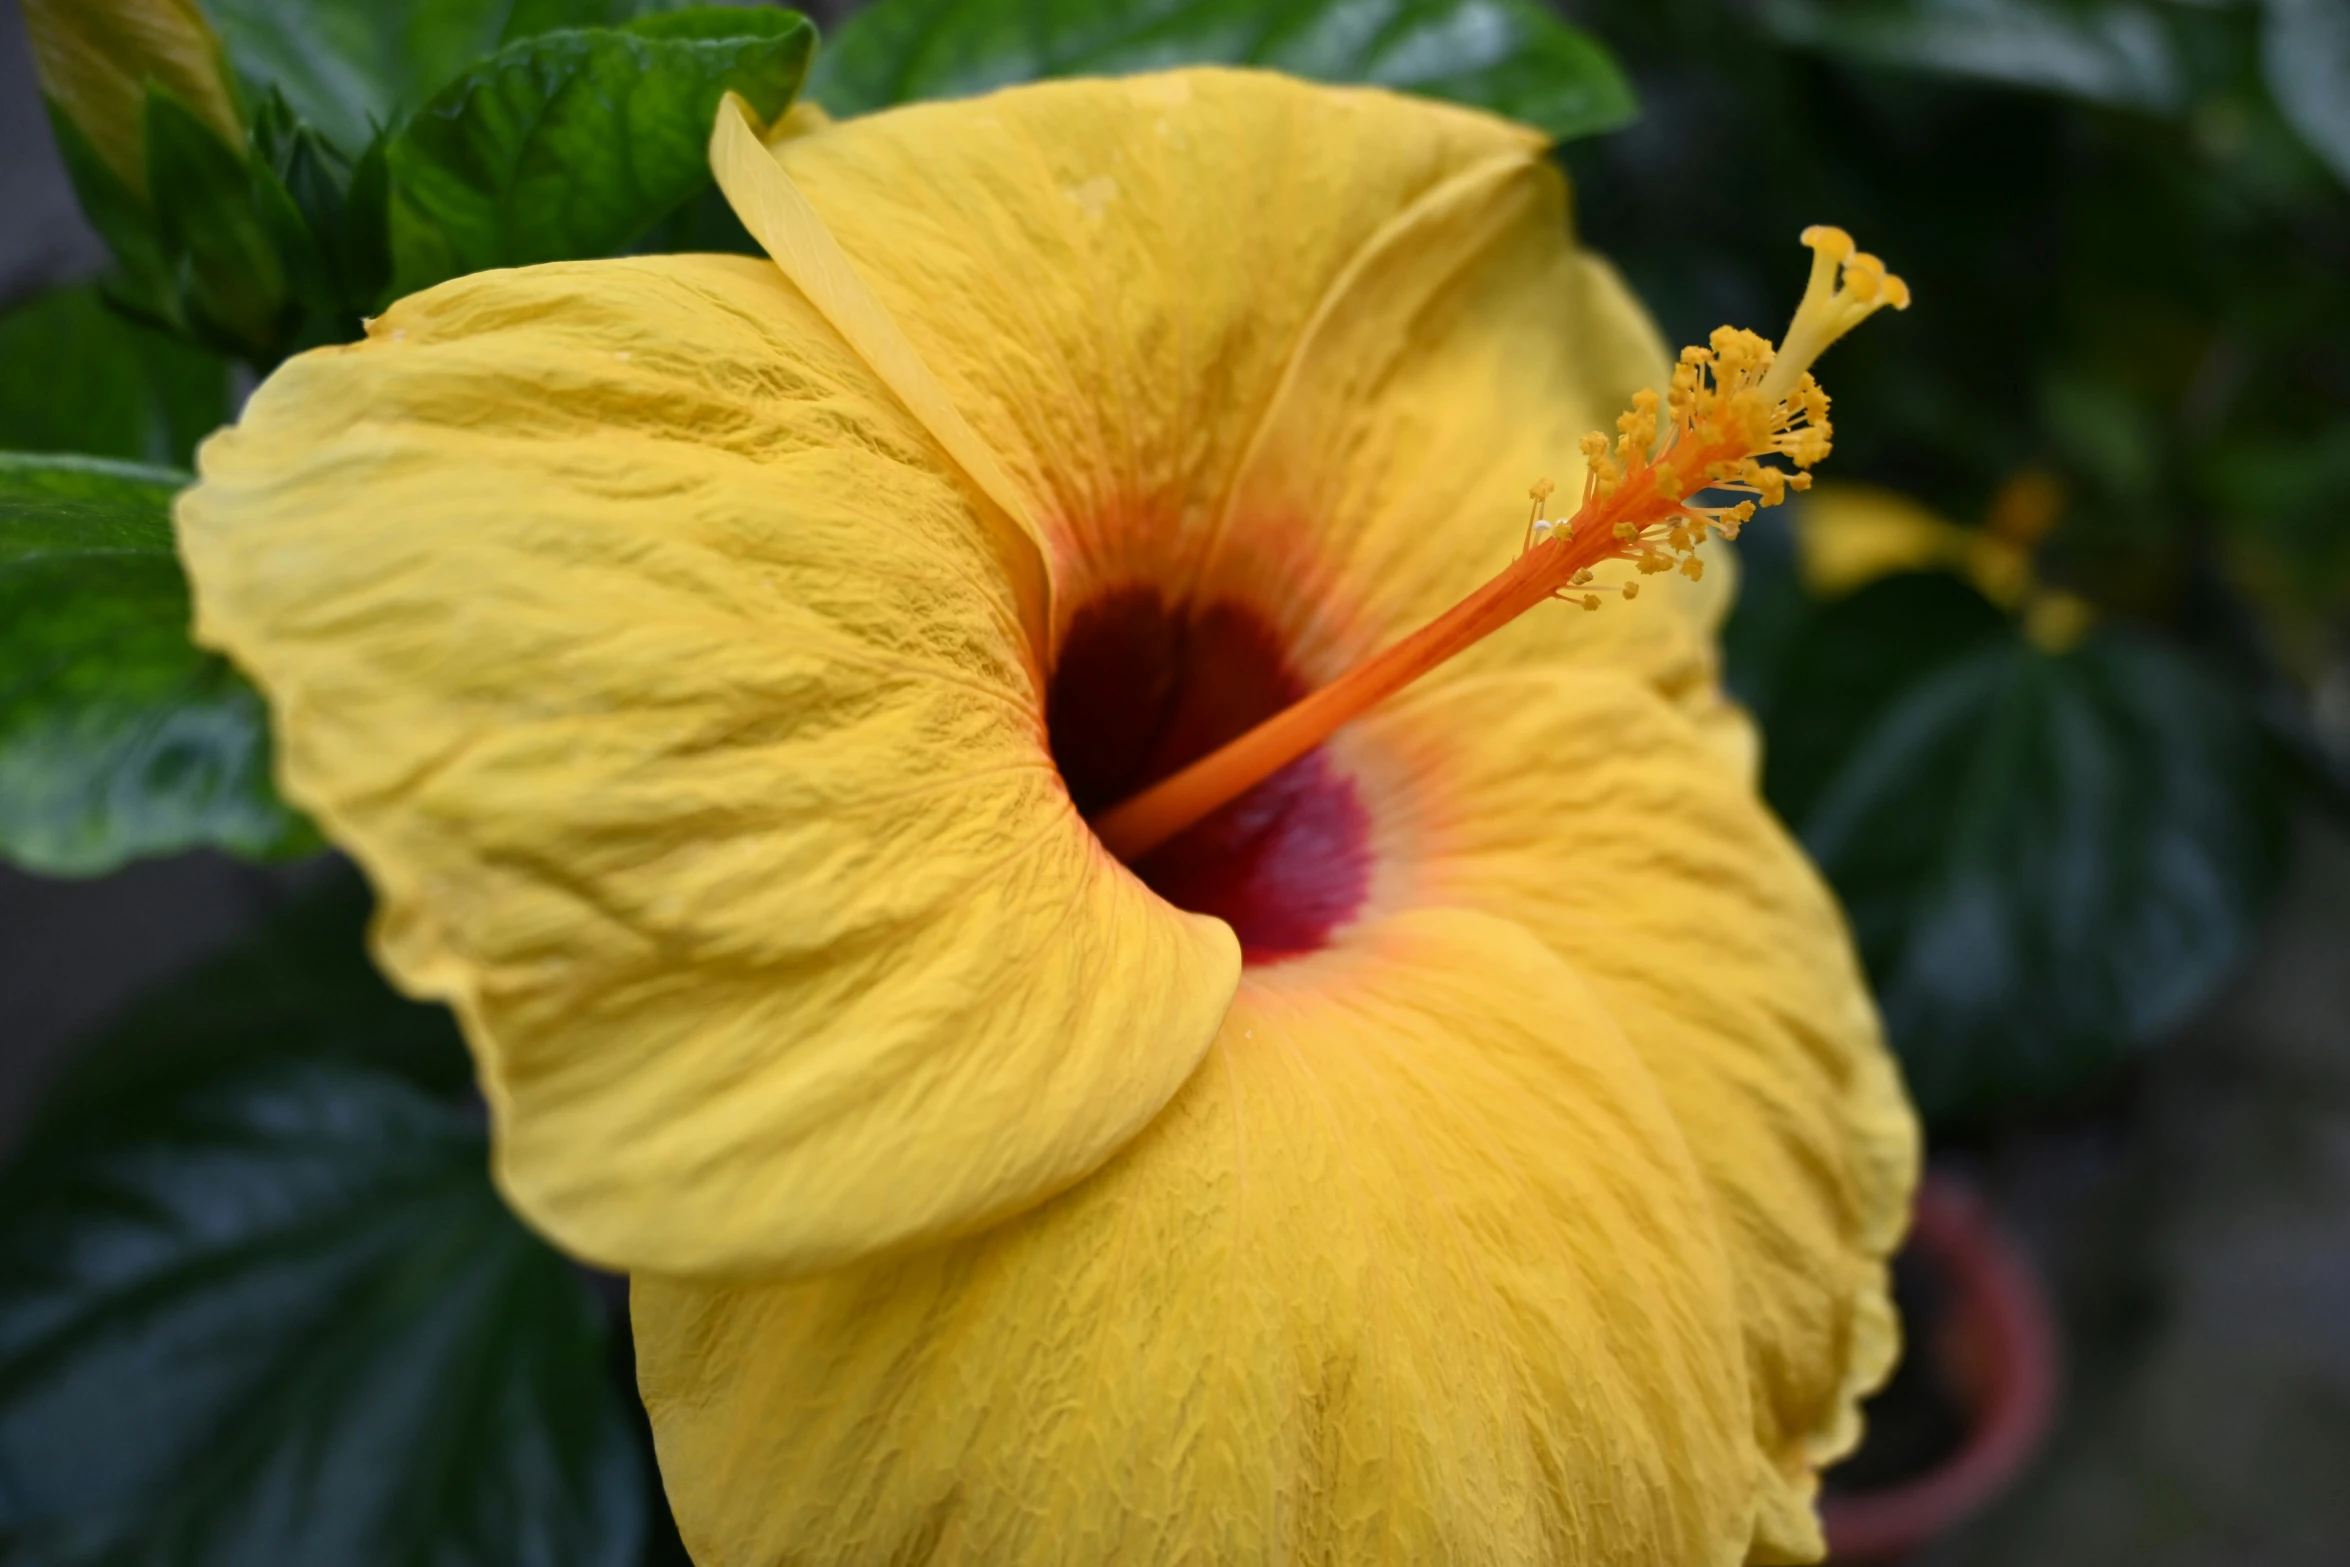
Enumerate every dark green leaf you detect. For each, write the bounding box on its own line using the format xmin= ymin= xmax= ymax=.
xmin=245 ymin=91 xmax=394 ymax=325
xmin=1761 ymin=0 xmax=2184 ymax=113
xmin=0 ymin=951 xmax=644 ymax=1564
xmin=1764 ymin=577 xmax=2287 ymax=1120
xmin=196 ymin=0 xmax=726 ymax=157
xmin=43 ymin=106 xmax=182 ymax=330
xmin=0 ymin=287 xmax=229 ymax=469
xmin=810 ymin=0 xmax=1637 ymax=140
xmin=2263 ymin=0 xmax=2350 ymax=186
xmin=143 ymin=86 xmax=297 ymax=361
xmin=386 ymin=10 xmax=814 ymax=294
xmin=0 ymin=455 xmax=314 ymax=878
xmin=1761 ymin=572 xmax=2012 ymax=824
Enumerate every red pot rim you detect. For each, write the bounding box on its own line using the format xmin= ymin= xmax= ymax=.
xmin=1820 ymin=1171 xmax=2062 ymax=1563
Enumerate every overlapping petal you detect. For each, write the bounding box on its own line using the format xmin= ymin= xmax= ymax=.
xmin=177 ymin=254 xmax=1240 ymax=1279
xmin=1349 ymin=668 xmax=1919 ymax=1560
xmin=1201 ymin=149 xmax=1732 ymax=698
xmin=637 ymin=908 xmax=1756 ymax=1567
xmin=744 ymin=70 xmax=1723 ymax=691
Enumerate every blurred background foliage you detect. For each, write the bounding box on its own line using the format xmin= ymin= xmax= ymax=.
xmin=2 ymin=0 xmax=2347 ymax=1561
xmin=1563 ymin=0 xmax=2346 ymax=1123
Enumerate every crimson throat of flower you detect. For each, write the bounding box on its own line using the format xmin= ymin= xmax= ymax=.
xmin=1091 ymin=226 xmax=1910 ymax=864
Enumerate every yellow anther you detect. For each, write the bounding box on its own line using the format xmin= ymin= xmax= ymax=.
xmin=1529 ymin=478 xmax=1556 ymax=503
xmin=1762 ymin=226 xmax=1909 ymax=404
xmin=1800 ymin=224 xmax=1855 ymax=262
xmin=1844 ymin=252 xmax=1886 ymax=303
xmin=1499 ymin=229 xmax=1900 ymax=630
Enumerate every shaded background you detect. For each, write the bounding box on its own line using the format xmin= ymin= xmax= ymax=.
xmin=0 ymin=2 xmax=301 ymax=1154
xmin=5 ymin=0 xmax=2349 ymax=1562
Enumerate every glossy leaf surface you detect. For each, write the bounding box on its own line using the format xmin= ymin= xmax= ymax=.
xmin=0 ymin=287 xmax=229 ymax=469
xmin=1758 ymin=574 xmax=2286 ymax=1120
xmin=1761 ymin=0 xmax=2182 ymax=111
xmin=2263 ymin=0 xmax=2350 ymax=186
xmin=810 ymin=0 xmax=1637 ymax=139
xmin=0 ymin=874 xmax=645 ymax=1567
xmin=0 ymin=456 xmax=312 ymax=877
xmin=196 ymin=0 xmax=714 ymax=154
xmin=386 ymin=8 xmax=814 ymax=293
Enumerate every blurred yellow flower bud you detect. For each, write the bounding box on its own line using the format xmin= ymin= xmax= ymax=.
xmin=23 ymin=0 xmax=242 ymax=198
xmin=1798 ymin=480 xmax=2038 ymax=607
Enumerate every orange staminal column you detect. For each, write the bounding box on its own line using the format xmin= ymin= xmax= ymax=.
xmin=1092 ymin=227 xmax=1910 ymax=865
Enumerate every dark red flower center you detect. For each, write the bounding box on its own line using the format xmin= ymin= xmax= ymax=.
xmin=1047 ymin=587 xmax=1370 ymax=964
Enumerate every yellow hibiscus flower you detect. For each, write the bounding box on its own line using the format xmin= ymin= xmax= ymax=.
xmin=176 ymin=69 xmax=1918 ymax=1566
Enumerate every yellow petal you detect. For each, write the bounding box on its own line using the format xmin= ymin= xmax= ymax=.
xmin=1352 ymin=667 xmax=1920 ymax=1560
xmin=637 ymin=907 xmax=1756 ymax=1567
xmin=709 ymin=93 xmax=1052 ymax=581
xmin=736 ymin=70 xmax=1724 ymax=709
xmin=1210 ymin=158 xmax=1732 ymax=697
xmin=176 ymin=254 xmax=1239 ymax=1279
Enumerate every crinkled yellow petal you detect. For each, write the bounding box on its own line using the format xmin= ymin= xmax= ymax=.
xmin=1206 ymin=151 xmax=1731 ymax=697
xmin=1348 ymin=668 xmax=1920 ymax=1562
xmin=737 ymin=72 xmax=1709 ymax=677
xmin=753 ymin=70 xmax=1538 ymax=603
xmin=709 ymin=93 xmax=1051 ymax=577
xmin=637 ymin=907 xmax=1756 ymax=1567
xmin=176 ymin=254 xmax=1240 ymax=1279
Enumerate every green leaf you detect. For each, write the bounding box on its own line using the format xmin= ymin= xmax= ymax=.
xmin=143 ymin=86 xmax=297 ymax=361
xmin=809 ymin=0 xmax=1637 ymax=140
xmin=386 ymin=10 xmax=815 ymax=294
xmin=1762 ymin=576 xmax=2287 ymax=1121
xmin=0 ymin=455 xmax=315 ymax=878
xmin=196 ymin=0 xmax=721 ymax=157
xmin=1761 ymin=571 xmax=2012 ymax=822
xmin=0 ymin=287 xmax=229 ymax=469
xmin=0 ymin=880 xmax=645 ymax=1565
xmin=43 ymin=105 xmax=182 ymax=330
xmin=245 ymin=91 xmax=395 ymax=326
xmin=1761 ymin=0 xmax=2184 ymax=113
xmin=2263 ymin=0 xmax=2350 ymax=186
